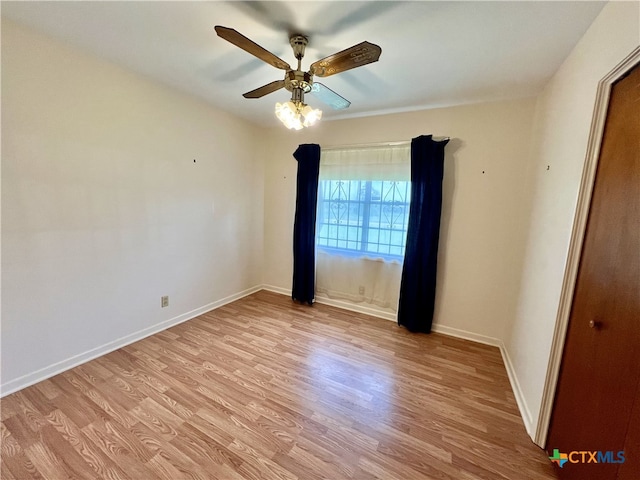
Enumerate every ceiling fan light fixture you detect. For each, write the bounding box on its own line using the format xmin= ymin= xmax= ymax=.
xmin=275 ymin=101 xmax=302 ymax=130
xmin=301 ymin=104 xmax=322 ymax=127
xmin=274 ymin=101 xmax=322 ymax=130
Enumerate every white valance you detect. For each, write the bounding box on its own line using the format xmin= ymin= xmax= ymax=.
xmin=320 ymin=144 xmax=410 ymax=181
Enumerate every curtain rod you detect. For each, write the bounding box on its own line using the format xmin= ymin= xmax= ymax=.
xmin=322 ymin=137 xmax=450 ymax=151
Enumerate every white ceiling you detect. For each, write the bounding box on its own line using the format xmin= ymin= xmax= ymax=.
xmin=2 ymin=1 xmax=606 ymax=127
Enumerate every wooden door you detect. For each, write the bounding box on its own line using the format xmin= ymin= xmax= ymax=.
xmin=546 ymin=63 xmax=640 ymax=479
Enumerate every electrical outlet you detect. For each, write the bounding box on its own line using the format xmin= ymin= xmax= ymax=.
xmin=161 ymin=296 xmax=169 ymax=308
xmin=358 ymin=286 xmax=365 ymax=295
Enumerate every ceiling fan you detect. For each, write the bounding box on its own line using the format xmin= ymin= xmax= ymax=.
xmin=215 ymin=26 xmax=381 ymax=129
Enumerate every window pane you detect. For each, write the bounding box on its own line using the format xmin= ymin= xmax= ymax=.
xmin=347 ymin=226 xmax=361 ymax=242
xmin=368 ymin=228 xmax=380 ymax=245
xmin=371 ymin=180 xmax=382 ymax=201
xmin=317 ymin=179 xmax=409 ymax=259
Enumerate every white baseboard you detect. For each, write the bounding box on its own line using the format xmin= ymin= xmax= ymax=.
xmin=431 ymin=323 xmax=501 ymax=347
xmin=315 ymin=296 xmax=397 ymax=322
xmin=261 ymin=284 xmax=291 ymax=296
xmin=0 ymin=285 xmax=262 ymax=397
xmin=499 ymin=342 xmax=534 ymax=437
xmin=261 ymin=284 xmax=397 ymax=321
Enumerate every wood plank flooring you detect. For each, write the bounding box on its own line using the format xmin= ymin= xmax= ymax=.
xmin=1 ymin=290 xmax=558 ymax=479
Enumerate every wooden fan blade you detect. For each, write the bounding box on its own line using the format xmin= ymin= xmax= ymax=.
xmin=215 ymin=26 xmax=291 ymax=71
xmin=243 ymin=80 xmax=285 ymax=99
xmin=310 ymin=41 xmax=381 ymax=77
xmin=309 ymin=82 xmax=351 ymax=110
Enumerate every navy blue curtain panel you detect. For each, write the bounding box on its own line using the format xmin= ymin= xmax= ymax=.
xmin=292 ymin=144 xmax=321 ymax=304
xmin=398 ymin=135 xmax=449 ymax=333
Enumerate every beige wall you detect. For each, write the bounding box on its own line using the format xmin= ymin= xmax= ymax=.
xmin=1 ymin=20 xmax=264 ymax=392
xmin=506 ymin=0 xmax=640 ymax=438
xmin=262 ymin=98 xmax=536 ymax=343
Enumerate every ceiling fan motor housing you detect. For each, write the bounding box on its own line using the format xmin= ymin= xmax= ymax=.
xmin=285 ymin=70 xmax=313 ymax=94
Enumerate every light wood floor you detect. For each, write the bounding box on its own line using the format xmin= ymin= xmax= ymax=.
xmin=1 ymin=290 xmax=558 ymax=479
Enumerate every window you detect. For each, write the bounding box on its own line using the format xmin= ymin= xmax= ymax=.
xmin=315 ymin=143 xmax=410 ymax=310
xmin=316 ymin=179 xmax=410 ymax=259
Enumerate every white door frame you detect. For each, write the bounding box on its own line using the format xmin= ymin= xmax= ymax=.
xmin=534 ymin=45 xmax=640 ymax=447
